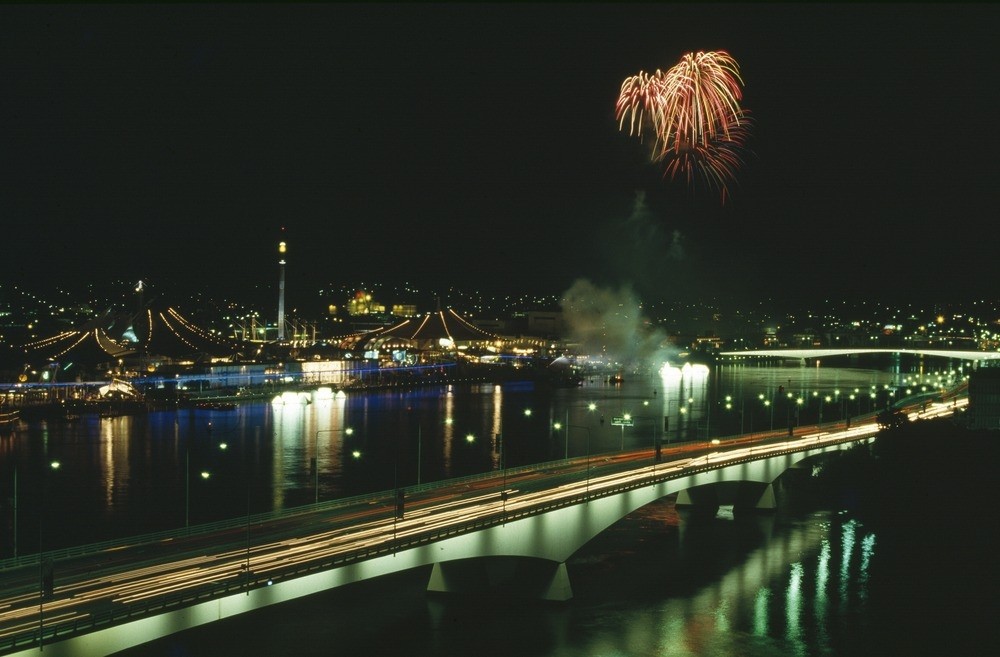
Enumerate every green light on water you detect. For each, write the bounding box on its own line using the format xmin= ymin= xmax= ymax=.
xmin=753 ymin=588 xmax=771 ymax=636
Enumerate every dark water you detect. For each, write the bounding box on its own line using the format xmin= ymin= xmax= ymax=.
xmin=4 ymin=357 xmax=944 ymax=555
xmin=2 ymin=357 xmax=987 ymax=656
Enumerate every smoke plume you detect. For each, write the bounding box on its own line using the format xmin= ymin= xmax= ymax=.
xmin=558 ymin=278 xmax=678 ymax=371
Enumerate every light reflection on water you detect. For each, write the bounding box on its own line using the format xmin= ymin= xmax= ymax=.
xmin=786 ymin=561 xmax=804 ymax=653
xmin=814 ymin=539 xmax=830 ymax=647
xmin=1 ymin=355 xmax=950 ymax=556
xmin=124 ymin=496 xmax=944 ymax=657
xmin=549 ymin=506 xmax=879 ymax=657
xmin=840 ymin=518 xmax=856 ymax=608
xmin=753 ymin=587 xmax=771 ymax=637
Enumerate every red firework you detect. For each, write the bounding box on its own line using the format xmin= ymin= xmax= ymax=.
xmin=617 ymin=51 xmax=750 ymax=202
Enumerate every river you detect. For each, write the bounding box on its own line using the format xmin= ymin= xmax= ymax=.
xmin=1 ymin=355 xmax=986 ymax=656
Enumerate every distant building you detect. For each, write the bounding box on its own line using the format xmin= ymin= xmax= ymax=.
xmin=692 ymin=334 xmax=723 ymax=351
xmin=391 ymin=304 xmax=419 ymax=318
xmin=791 ymin=332 xmax=822 ymax=347
xmin=347 ymin=291 xmax=385 ymax=316
xmin=471 ymin=317 xmax=508 ymax=334
xmin=525 ymin=311 xmax=563 ymax=338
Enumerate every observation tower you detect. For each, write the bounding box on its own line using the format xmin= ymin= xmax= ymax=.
xmin=277 ymin=240 xmax=287 ymax=342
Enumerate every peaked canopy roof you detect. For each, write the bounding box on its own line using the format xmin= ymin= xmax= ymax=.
xmin=350 ymin=308 xmax=501 ymax=349
xmin=19 ymin=304 xmax=240 ymax=370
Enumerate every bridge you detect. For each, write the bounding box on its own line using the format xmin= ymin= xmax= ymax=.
xmin=0 ymin=397 xmax=966 ymax=656
xmin=720 ymin=347 xmax=1000 ymax=361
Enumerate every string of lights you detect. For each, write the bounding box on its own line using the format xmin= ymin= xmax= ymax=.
xmin=46 ymin=331 xmax=91 ymax=359
xmin=21 ymin=331 xmax=79 ymax=349
xmin=166 ymin=308 xmax=230 ymax=344
xmin=158 ymin=312 xmax=202 ymax=352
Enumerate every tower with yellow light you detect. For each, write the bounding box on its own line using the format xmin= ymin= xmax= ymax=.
xmin=277 ymin=241 xmax=287 ymax=341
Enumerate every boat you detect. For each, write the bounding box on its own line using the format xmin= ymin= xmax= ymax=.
xmin=549 ymin=372 xmax=585 ymax=388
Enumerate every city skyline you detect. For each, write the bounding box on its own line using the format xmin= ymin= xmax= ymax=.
xmin=3 ymin=4 xmax=998 ymax=305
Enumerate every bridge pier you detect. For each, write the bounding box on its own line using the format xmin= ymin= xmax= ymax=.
xmin=674 ymin=486 xmax=720 ymax=519
xmin=676 ymin=481 xmax=777 ymax=518
xmin=734 ymin=482 xmax=777 ymax=514
xmin=426 ymin=557 xmax=573 ymax=601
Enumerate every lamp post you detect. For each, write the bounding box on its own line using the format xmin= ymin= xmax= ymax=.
xmin=498 ymin=429 xmax=508 ymax=520
xmin=723 ymin=395 xmax=733 ymax=435
xmin=232 ymin=433 xmax=253 ymax=596
xmin=211 ymin=434 xmax=254 ymax=595
xmin=619 ymin=412 xmax=631 ymax=450
xmin=553 ymin=408 xmax=569 ymax=459
xmin=38 ymin=459 xmax=60 ymax=651
xmin=184 ymin=434 xmax=215 ymax=529
xmin=12 ymin=464 xmax=18 ymax=559
xmin=704 ymin=397 xmax=712 ymax=441
xmin=640 ymin=399 xmax=661 ymax=463
xmin=315 ymin=428 xmax=353 ymax=505
xmin=185 ymin=449 xmax=211 ymax=528
xmin=760 ymin=394 xmax=773 ymax=432
xmin=568 ymin=425 xmax=593 ymax=501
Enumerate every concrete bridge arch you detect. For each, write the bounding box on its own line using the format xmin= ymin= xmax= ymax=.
xmin=424 ymin=436 xmax=873 ymax=601
xmin=15 ymin=438 xmax=874 ymax=657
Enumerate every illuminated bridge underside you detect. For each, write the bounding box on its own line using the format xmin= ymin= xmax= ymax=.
xmin=16 ymin=439 xmax=870 ymax=657
xmin=424 ymin=437 xmax=869 ymax=600
xmin=721 ymin=347 xmax=1000 ymax=360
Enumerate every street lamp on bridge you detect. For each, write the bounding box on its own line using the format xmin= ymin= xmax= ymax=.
xmin=315 ymin=428 xmax=354 ymax=505
xmin=565 ymin=424 xmax=593 ymax=501
xmin=185 ymin=447 xmax=212 ymax=529
xmin=38 ymin=459 xmax=61 ymax=651
xmin=760 ymin=393 xmax=774 ymax=431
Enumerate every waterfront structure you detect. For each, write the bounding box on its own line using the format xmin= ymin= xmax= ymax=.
xmin=15 ymin=303 xmax=239 ymax=381
xmin=342 ymin=308 xmax=505 ymax=363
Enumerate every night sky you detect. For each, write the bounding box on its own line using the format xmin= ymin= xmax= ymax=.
xmin=3 ymin=4 xmax=998 ymax=306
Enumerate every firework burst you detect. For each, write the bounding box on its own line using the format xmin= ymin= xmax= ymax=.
xmin=616 ymin=51 xmax=750 ymax=202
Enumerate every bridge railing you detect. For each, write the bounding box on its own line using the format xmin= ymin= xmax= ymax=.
xmin=0 ymin=454 xmax=580 ymax=574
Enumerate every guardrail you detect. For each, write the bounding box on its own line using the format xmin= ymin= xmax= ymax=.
xmin=0 ymin=455 xmax=574 ymax=574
